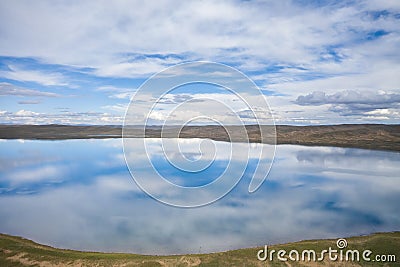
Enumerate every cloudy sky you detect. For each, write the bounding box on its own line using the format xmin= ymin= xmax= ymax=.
xmin=0 ymin=0 xmax=399 ymax=125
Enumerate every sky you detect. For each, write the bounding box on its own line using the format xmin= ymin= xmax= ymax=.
xmin=0 ymin=0 xmax=399 ymax=125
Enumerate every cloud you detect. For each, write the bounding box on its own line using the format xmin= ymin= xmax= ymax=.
xmin=150 ymin=94 xmax=200 ymax=105
xmin=93 ymin=56 xmax=182 ymax=78
xmin=0 ymin=82 xmax=60 ymax=97
xmin=15 ymin=109 xmax=40 ymax=116
xmin=0 ymin=1 xmax=399 ymax=76
xmin=0 ymin=1 xmax=399 ymax=124
xmin=96 ymin=86 xmax=136 ymax=100
xmin=295 ymin=90 xmax=400 ymax=118
xmin=18 ymin=100 xmax=41 ymax=105
xmin=6 ymin=165 xmax=63 ymax=186
xmin=295 ymin=90 xmax=400 ymax=108
xmin=0 ymin=65 xmax=68 ymax=86
xmin=1 ymin=109 xmax=122 ymax=125
xmin=102 ymin=103 xmax=128 ymax=113
xmin=123 ymin=91 xmax=274 ymax=125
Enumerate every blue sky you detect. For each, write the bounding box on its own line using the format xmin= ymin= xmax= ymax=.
xmin=0 ymin=0 xmax=399 ymax=125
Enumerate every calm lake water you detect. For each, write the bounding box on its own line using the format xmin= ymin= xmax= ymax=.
xmin=0 ymin=139 xmax=399 ymax=254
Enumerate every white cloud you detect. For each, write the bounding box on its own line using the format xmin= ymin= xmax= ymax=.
xmin=0 ymin=0 xmax=398 ymax=76
xmin=102 ymin=103 xmax=128 ymax=113
xmin=124 ymin=91 xmax=274 ymax=125
xmin=96 ymin=86 xmax=136 ymax=100
xmin=1 ymin=110 xmax=123 ymax=125
xmin=94 ymin=57 xmax=182 ymax=78
xmin=15 ymin=109 xmax=40 ymax=116
xmin=0 ymin=65 xmax=68 ymax=86
xmin=7 ymin=165 xmax=63 ymax=185
xmin=0 ymin=0 xmax=399 ymax=124
xmin=0 ymin=82 xmax=60 ymax=97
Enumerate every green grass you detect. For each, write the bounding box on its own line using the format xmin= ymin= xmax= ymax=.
xmin=1 ymin=232 xmax=399 ymax=266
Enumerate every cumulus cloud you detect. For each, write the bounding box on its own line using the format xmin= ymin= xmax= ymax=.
xmin=1 ymin=109 xmax=122 ymax=125
xmin=15 ymin=109 xmax=40 ymax=116
xmin=0 ymin=0 xmax=399 ymax=77
xmin=123 ymin=91 xmax=273 ymax=125
xmin=0 ymin=1 xmax=399 ymax=124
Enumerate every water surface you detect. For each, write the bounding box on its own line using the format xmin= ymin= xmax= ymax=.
xmin=0 ymin=139 xmax=399 ymax=254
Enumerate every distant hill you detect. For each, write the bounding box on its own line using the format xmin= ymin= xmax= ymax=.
xmin=0 ymin=124 xmax=399 ymax=151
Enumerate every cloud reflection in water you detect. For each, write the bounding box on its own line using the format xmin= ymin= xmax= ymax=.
xmin=0 ymin=139 xmax=399 ymax=254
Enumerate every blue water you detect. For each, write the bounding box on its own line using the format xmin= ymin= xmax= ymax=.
xmin=0 ymin=139 xmax=399 ymax=254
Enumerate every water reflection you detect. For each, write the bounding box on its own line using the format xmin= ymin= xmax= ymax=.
xmin=0 ymin=139 xmax=399 ymax=254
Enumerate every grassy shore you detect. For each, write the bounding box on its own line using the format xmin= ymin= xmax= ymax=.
xmin=1 ymin=124 xmax=400 ymax=152
xmin=1 ymin=232 xmax=399 ymax=266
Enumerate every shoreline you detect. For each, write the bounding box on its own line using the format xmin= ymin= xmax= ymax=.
xmin=0 ymin=124 xmax=399 ymax=152
xmin=1 ymin=232 xmax=399 ymax=266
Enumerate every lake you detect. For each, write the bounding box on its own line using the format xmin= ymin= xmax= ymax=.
xmin=0 ymin=138 xmax=399 ymax=254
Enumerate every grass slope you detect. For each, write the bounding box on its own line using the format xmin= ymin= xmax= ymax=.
xmin=1 ymin=232 xmax=399 ymax=266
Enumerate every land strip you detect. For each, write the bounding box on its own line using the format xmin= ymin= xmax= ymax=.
xmin=1 ymin=232 xmax=399 ymax=266
xmin=0 ymin=124 xmax=399 ymax=151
